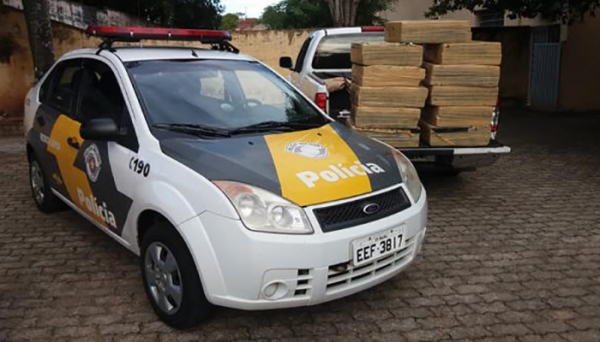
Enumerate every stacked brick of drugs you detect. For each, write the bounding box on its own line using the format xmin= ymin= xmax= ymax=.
xmin=386 ymin=20 xmax=502 ymax=147
xmin=349 ymin=42 xmax=428 ymax=147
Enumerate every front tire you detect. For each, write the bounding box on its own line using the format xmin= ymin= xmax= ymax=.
xmin=140 ymin=220 xmax=214 ymax=329
xmin=28 ymin=154 xmax=64 ymax=213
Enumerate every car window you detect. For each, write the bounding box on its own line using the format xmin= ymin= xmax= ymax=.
xmin=80 ymin=58 xmax=139 ymax=151
xmin=79 ymin=59 xmax=127 ymax=124
xmin=41 ymin=59 xmax=83 ymax=116
xmin=199 ymin=71 xmax=226 ymax=101
xmin=294 ymin=37 xmax=312 ymax=73
xmin=127 ymin=60 xmax=328 ymax=130
xmin=236 ymin=70 xmax=286 ymax=107
xmin=312 ymin=33 xmax=385 ymax=70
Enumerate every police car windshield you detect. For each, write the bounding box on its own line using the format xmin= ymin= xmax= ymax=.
xmin=127 ymin=60 xmax=328 ymax=132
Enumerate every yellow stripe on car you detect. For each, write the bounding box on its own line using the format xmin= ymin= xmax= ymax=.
xmin=46 ymin=115 xmax=107 ymax=228
xmin=264 ymin=124 xmax=376 ymax=206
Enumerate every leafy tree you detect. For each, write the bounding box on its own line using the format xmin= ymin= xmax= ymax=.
xmin=221 ymin=13 xmax=240 ymax=30
xmin=261 ymin=0 xmax=332 ymax=29
xmin=71 ymin=0 xmax=224 ymax=28
xmin=326 ymin=0 xmax=360 ymax=26
xmin=356 ymin=0 xmax=396 ymax=25
xmin=261 ymin=3 xmax=289 ymax=29
xmin=426 ymin=0 xmax=600 ymax=24
xmin=260 ymin=0 xmax=395 ymax=29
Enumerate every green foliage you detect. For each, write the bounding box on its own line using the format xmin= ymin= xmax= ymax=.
xmin=356 ymin=0 xmax=396 ymax=25
xmin=261 ymin=0 xmax=332 ymax=29
xmin=71 ymin=0 xmax=224 ymax=28
xmin=260 ymin=0 xmax=395 ymax=29
xmin=426 ymin=0 xmax=600 ymax=24
xmin=221 ymin=13 xmax=240 ymax=30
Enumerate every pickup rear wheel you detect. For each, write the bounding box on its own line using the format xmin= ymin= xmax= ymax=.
xmin=140 ymin=220 xmax=214 ymax=329
xmin=28 ymin=154 xmax=64 ymax=213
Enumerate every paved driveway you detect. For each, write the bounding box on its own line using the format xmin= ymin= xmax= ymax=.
xmin=1 ymin=108 xmax=599 ymax=342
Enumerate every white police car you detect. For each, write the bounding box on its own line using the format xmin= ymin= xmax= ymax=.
xmin=23 ymin=26 xmax=427 ymax=328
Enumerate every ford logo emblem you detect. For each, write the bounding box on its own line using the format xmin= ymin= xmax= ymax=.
xmin=362 ymin=203 xmax=380 ymax=215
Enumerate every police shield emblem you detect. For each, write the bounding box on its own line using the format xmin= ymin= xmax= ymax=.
xmin=84 ymin=144 xmax=102 ymax=182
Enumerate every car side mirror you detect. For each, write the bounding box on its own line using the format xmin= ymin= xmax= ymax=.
xmin=279 ymin=56 xmax=293 ymax=70
xmin=80 ymin=118 xmax=123 ymax=141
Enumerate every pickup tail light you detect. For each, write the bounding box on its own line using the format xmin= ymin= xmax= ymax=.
xmin=315 ymin=92 xmax=327 ymax=113
xmin=361 ymin=26 xmax=385 ymax=32
xmin=491 ymin=97 xmax=500 ymax=140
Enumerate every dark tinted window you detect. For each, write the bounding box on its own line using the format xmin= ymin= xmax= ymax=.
xmin=79 ymin=59 xmax=138 ymax=151
xmin=312 ymin=33 xmax=384 ymax=70
xmin=42 ymin=59 xmax=83 ymax=115
xmin=294 ymin=37 xmax=312 ymax=72
xmin=79 ymin=59 xmax=127 ymax=123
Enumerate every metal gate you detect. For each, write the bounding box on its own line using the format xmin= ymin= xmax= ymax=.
xmin=528 ymin=27 xmax=562 ymax=109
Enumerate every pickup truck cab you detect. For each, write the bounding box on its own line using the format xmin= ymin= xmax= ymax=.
xmin=280 ymin=27 xmax=511 ymax=174
xmin=23 ymin=26 xmax=427 ymax=329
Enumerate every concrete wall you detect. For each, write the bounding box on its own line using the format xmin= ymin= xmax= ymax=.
xmin=382 ymin=0 xmax=554 ymax=28
xmin=0 ymin=7 xmax=311 ymax=123
xmin=473 ymin=27 xmax=531 ymax=103
xmin=231 ymin=30 xmax=311 ymax=75
xmin=559 ymin=15 xmax=600 ymax=111
xmin=0 ymin=7 xmax=35 ymax=120
xmin=381 ymin=0 xmax=475 ymax=24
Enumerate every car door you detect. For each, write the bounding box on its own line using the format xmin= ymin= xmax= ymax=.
xmin=68 ymin=57 xmax=140 ymax=236
xmin=290 ymin=36 xmax=312 ymax=88
xmin=29 ymin=58 xmax=85 ymax=203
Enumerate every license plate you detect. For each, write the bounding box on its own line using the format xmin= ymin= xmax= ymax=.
xmin=352 ymin=226 xmax=404 ymax=267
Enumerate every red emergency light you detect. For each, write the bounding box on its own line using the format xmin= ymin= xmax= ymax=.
xmin=86 ymin=26 xmax=232 ymax=44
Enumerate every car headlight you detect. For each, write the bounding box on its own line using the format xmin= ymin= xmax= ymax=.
xmin=213 ymin=181 xmax=313 ymax=234
xmin=392 ymin=149 xmax=423 ymax=203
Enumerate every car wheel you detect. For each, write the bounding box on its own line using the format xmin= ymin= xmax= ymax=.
xmin=140 ymin=220 xmax=214 ymax=329
xmin=29 ymin=154 xmax=64 ymax=213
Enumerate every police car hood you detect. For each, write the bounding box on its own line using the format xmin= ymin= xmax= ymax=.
xmin=159 ymin=122 xmax=402 ymax=207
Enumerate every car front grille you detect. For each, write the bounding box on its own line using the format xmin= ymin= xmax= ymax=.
xmin=326 ymin=236 xmax=416 ymax=294
xmin=313 ymin=188 xmax=411 ymax=233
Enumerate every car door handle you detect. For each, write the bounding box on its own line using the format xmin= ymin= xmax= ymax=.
xmin=67 ymin=137 xmax=80 ymax=150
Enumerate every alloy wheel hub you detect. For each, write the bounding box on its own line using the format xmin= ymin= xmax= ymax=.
xmin=144 ymin=242 xmax=183 ymax=315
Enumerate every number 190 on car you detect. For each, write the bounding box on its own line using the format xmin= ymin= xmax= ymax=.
xmin=352 ymin=226 xmax=404 ymax=267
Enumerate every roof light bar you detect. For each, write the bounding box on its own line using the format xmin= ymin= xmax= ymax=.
xmin=86 ymin=26 xmax=232 ymax=44
xmin=361 ymin=26 xmax=385 ymax=32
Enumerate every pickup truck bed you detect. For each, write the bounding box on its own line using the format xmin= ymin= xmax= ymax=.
xmin=280 ymin=27 xmax=511 ymax=173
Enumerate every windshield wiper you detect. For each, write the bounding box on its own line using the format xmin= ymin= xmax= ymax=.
xmin=153 ymin=123 xmax=231 ymax=138
xmin=229 ymin=120 xmax=321 ymax=135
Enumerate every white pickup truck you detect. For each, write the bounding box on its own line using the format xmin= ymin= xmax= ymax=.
xmin=279 ymin=27 xmax=511 ymax=174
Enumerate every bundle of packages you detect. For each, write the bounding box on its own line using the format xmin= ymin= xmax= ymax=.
xmin=348 ymin=122 xmax=421 ymax=148
xmin=421 ymin=41 xmax=501 ymax=146
xmin=385 ymin=20 xmax=502 ymax=147
xmin=350 ymin=42 xmax=428 ymax=147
